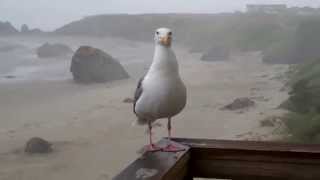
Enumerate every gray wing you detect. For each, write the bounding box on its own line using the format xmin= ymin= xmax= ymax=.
xmin=133 ymin=76 xmax=145 ymax=114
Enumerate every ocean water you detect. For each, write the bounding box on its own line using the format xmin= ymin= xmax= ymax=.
xmin=0 ymin=49 xmax=72 ymax=83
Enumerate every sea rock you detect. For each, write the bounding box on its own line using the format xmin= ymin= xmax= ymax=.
xmin=201 ymin=45 xmax=230 ymax=61
xmin=0 ymin=21 xmax=18 ymax=35
xmin=21 ymin=24 xmax=44 ymax=35
xmin=21 ymin=24 xmax=29 ymax=33
xmin=70 ymin=46 xmax=129 ymax=83
xmin=36 ymin=42 xmax=73 ymax=58
xmin=25 ymin=137 xmax=52 ymax=154
xmin=221 ymin=97 xmax=255 ymax=111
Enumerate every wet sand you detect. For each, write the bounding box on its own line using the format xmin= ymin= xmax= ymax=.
xmin=0 ymin=36 xmax=288 ymax=180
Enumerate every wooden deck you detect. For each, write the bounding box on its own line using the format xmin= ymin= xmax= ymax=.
xmin=113 ymin=138 xmax=320 ymax=180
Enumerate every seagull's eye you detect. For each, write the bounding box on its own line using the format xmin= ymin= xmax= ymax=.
xmin=168 ymin=32 xmax=172 ymax=36
xmin=156 ymin=31 xmax=159 ymax=35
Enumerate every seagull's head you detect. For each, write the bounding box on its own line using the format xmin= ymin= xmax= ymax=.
xmin=154 ymin=28 xmax=172 ymax=47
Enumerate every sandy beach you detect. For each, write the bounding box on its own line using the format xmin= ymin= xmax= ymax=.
xmin=0 ymin=36 xmax=288 ymax=180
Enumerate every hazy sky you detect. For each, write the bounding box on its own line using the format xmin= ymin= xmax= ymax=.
xmin=0 ymin=0 xmax=319 ymax=31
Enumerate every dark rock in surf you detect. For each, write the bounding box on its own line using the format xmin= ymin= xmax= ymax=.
xmin=36 ymin=43 xmax=73 ymax=58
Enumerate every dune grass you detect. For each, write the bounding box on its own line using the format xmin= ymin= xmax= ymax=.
xmin=284 ymin=59 xmax=320 ymax=143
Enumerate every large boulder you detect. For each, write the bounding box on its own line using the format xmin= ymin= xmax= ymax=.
xmin=201 ymin=45 xmax=230 ymax=61
xmin=36 ymin=43 xmax=73 ymax=58
xmin=70 ymin=46 xmax=129 ymax=83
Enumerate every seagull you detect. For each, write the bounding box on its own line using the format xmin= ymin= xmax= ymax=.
xmin=133 ymin=28 xmax=187 ymax=152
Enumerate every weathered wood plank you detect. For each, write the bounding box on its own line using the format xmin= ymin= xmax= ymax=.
xmin=192 ymin=157 xmax=320 ymax=179
xmin=173 ymin=138 xmax=320 ymax=180
xmin=172 ymin=138 xmax=320 ymax=153
xmin=113 ymin=140 xmax=190 ymax=180
xmin=114 ymin=138 xmax=320 ymax=180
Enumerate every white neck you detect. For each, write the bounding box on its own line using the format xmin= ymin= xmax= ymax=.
xmin=148 ymin=44 xmax=179 ymax=75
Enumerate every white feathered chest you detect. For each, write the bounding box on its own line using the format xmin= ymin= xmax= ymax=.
xmin=134 ymin=46 xmax=187 ymax=121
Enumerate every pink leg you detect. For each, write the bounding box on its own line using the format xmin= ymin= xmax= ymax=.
xmin=162 ymin=118 xmax=185 ymax=152
xmin=144 ymin=121 xmax=161 ymax=152
xmin=168 ymin=117 xmax=172 ymax=138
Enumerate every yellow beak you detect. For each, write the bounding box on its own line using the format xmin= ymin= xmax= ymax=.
xmin=159 ymin=36 xmax=171 ymax=46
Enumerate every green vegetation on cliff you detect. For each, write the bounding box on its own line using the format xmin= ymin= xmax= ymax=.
xmin=284 ymin=59 xmax=320 ymax=143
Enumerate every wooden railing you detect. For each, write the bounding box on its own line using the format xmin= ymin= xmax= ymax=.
xmin=113 ymin=138 xmax=320 ymax=180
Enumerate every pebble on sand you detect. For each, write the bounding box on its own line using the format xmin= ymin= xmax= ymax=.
xmin=25 ymin=137 xmax=52 ymax=154
xmin=221 ymin=97 xmax=255 ymax=111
